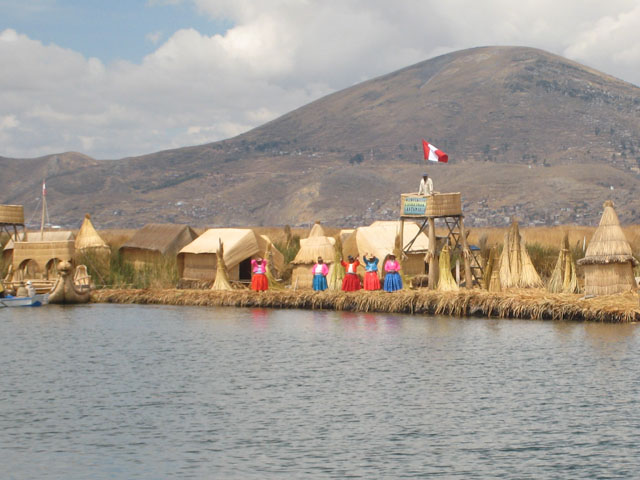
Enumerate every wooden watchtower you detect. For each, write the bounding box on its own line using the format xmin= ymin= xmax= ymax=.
xmin=399 ymin=193 xmax=483 ymax=288
xmin=0 ymin=205 xmax=25 ymax=242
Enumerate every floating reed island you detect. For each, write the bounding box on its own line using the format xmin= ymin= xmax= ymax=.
xmin=91 ymin=288 xmax=640 ymax=323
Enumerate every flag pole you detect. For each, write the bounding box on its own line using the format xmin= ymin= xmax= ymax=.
xmin=40 ymin=179 xmax=46 ymax=240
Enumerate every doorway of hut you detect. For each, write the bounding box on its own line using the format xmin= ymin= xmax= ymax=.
xmin=239 ymin=258 xmax=252 ymax=283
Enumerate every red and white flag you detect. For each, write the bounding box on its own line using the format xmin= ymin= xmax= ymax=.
xmin=42 ymin=180 xmax=46 ymax=196
xmin=422 ymin=139 xmax=448 ymax=163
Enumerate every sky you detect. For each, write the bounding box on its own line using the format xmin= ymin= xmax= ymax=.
xmin=1 ymin=0 xmax=639 ymax=160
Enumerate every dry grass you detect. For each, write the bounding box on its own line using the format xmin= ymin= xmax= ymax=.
xmin=92 ymin=288 xmax=640 ymax=323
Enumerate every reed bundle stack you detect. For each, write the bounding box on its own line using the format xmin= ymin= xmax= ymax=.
xmin=499 ymin=221 xmax=543 ymax=288
xmin=483 ymin=246 xmax=499 ymax=290
xmin=577 ymin=201 xmax=638 ymax=295
xmin=328 ymin=235 xmax=344 ymax=290
xmin=262 ymin=238 xmax=284 ymax=289
xmin=120 ymin=224 xmax=198 ymax=269
xmin=547 ymin=234 xmax=579 ymax=293
xmin=437 ymin=244 xmax=459 ymax=291
xmin=291 ymin=223 xmax=336 ymax=289
xmin=211 ymin=239 xmax=233 ymax=291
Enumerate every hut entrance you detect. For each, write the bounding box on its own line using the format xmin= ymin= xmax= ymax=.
xmin=19 ymin=259 xmax=40 ymax=279
xmin=239 ymin=258 xmax=252 ymax=282
xmin=46 ymin=258 xmax=62 ymax=279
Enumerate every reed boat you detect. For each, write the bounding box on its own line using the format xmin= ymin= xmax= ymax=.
xmin=48 ymin=261 xmax=91 ymax=304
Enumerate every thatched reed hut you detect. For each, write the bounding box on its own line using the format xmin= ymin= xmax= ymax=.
xmin=3 ymin=230 xmax=76 ymax=280
xmin=291 ymin=223 xmax=336 ymax=288
xmin=577 ymin=201 xmax=638 ymax=295
xmin=342 ymin=221 xmax=430 ymax=276
xmin=178 ymin=228 xmax=284 ymax=282
xmin=119 ymin=224 xmax=198 ymax=269
xmin=75 ymin=214 xmax=110 ymax=256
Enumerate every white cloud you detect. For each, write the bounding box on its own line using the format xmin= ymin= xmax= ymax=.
xmin=145 ymin=31 xmax=163 ymax=45
xmin=1 ymin=0 xmax=640 ymax=159
xmin=0 ymin=114 xmax=19 ymax=130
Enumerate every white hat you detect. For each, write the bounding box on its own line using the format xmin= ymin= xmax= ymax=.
xmin=26 ymin=281 xmax=32 ymax=285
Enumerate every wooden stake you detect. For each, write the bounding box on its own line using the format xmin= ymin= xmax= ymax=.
xmin=428 ymin=217 xmax=436 ymax=290
xmin=460 ymin=216 xmax=473 ymax=288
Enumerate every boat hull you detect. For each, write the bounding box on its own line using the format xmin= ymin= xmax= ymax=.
xmin=0 ymin=293 xmax=49 ymax=307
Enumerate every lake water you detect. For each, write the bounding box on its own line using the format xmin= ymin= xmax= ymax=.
xmin=1 ymin=304 xmax=639 ymax=479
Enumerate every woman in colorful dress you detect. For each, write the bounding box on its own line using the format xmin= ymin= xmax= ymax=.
xmin=383 ymin=254 xmax=402 ymax=292
xmin=250 ymin=257 xmax=269 ymax=291
xmin=362 ymin=253 xmax=380 ymax=291
xmin=311 ymin=257 xmax=329 ymax=291
xmin=340 ymin=255 xmax=361 ymax=291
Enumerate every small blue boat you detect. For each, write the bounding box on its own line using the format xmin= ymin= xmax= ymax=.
xmin=0 ymin=293 xmax=49 ymax=308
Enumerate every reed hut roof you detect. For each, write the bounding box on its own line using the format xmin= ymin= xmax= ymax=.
xmin=4 ymin=230 xmax=75 ymax=252
xmin=308 ymin=222 xmax=326 ymax=238
xmin=578 ymin=201 xmax=638 ymax=266
xmin=292 ymin=225 xmax=336 ymax=264
xmin=179 ymin=228 xmax=260 ymax=270
xmin=339 ymin=229 xmax=355 ymax=243
xmin=119 ymin=223 xmax=198 ymax=256
xmin=75 ymin=214 xmax=109 ymax=250
xmin=354 ymin=221 xmax=429 ymax=260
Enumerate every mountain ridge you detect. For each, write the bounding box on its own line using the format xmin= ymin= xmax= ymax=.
xmin=2 ymin=46 xmax=640 ymax=229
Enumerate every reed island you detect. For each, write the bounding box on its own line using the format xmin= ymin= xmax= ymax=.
xmin=2 ymin=193 xmax=639 ymax=322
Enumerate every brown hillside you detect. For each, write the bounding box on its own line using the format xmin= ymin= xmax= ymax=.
xmin=1 ymin=46 xmax=639 ymax=229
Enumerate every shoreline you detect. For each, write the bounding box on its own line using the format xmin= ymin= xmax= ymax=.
xmin=91 ymin=288 xmax=640 ymax=323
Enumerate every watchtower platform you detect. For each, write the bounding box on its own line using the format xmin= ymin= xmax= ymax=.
xmin=399 ymin=193 xmax=483 ymax=288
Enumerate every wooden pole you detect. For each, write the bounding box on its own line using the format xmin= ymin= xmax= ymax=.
xmin=428 ymin=217 xmax=436 ymax=289
xmin=399 ymin=218 xmax=404 ymax=256
xmin=459 ymin=216 xmax=473 ymax=288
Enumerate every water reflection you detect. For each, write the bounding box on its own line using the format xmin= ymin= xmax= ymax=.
xmin=1 ymin=305 xmax=639 ymax=479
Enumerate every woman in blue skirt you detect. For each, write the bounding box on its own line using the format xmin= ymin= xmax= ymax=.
xmin=383 ymin=254 xmax=402 ymax=292
xmin=311 ymin=257 xmax=329 ymax=291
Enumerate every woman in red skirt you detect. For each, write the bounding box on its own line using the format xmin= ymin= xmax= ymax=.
xmin=340 ymin=255 xmax=361 ymax=291
xmin=250 ymin=258 xmax=269 ymax=291
xmin=362 ymin=253 xmax=380 ymax=290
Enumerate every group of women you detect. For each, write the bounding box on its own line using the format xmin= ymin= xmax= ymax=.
xmin=249 ymin=254 xmax=404 ymax=293
xmin=312 ymin=253 xmax=403 ymax=293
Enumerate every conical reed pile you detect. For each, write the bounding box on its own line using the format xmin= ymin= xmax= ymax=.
xmin=437 ymin=244 xmax=459 ymax=291
xmin=211 ymin=239 xmax=233 ymax=291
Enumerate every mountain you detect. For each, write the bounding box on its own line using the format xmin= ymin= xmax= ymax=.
xmin=2 ymin=46 xmax=640 ymax=230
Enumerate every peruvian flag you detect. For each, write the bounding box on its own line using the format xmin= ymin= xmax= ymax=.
xmin=42 ymin=180 xmax=46 ymax=196
xmin=422 ymin=139 xmax=448 ymax=163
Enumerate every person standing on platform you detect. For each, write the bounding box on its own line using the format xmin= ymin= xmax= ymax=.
xmin=250 ymin=258 xmax=269 ymax=291
xmin=362 ymin=253 xmax=380 ymax=290
xmin=311 ymin=257 xmax=329 ymax=291
xmin=341 ymin=255 xmax=361 ymax=291
xmin=418 ymin=173 xmax=433 ymax=195
xmin=383 ymin=254 xmax=403 ymax=292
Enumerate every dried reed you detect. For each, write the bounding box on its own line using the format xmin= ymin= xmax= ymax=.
xmin=437 ymin=244 xmax=458 ymax=291
xmin=92 ymin=288 xmax=640 ymax=323
xmin=211 ymin=239 xmax=232 ymax=291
